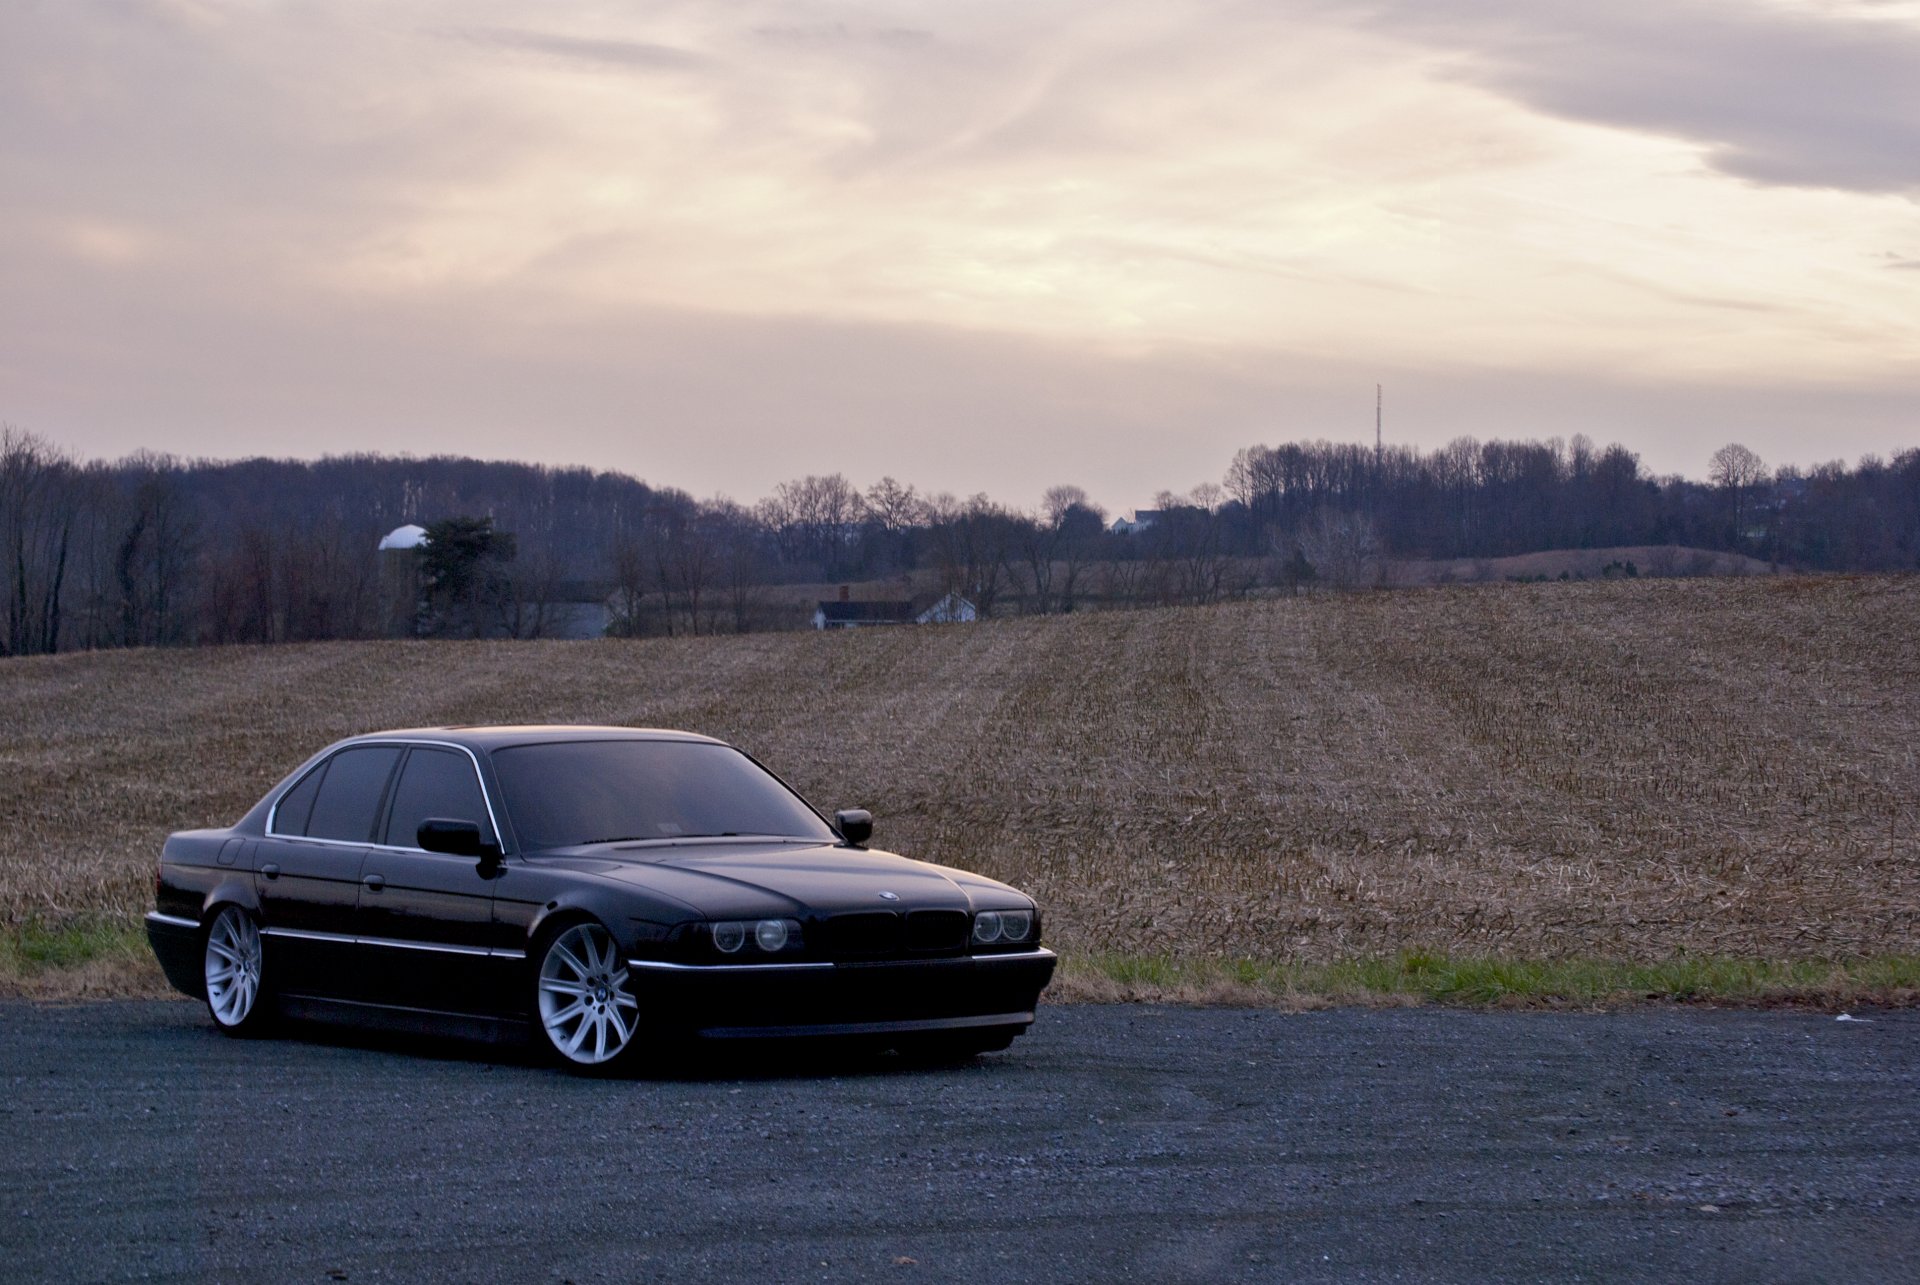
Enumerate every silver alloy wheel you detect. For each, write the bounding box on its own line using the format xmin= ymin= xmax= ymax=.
xmin=537 ymin=922 xmax=639 ymax=1066
xmin=204 ymin=906 xmax=262 ymax=1028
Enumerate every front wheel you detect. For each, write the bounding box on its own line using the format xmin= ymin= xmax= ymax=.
xmin=534 ymin=921 xmax=642 ymax=1070
xmin=204 ymin=906 xmax=271 ymax=1035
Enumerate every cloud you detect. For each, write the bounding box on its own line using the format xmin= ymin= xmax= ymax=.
xmin=751 ymin=23 xmax=935 ymax=49
xmin=1347 ymin=0 xmax=1920 ymax=194
xmin=445 ymin=26 xmax=706 ymax=72
xmin=4 ymin=0 xmax=1919 ymax=500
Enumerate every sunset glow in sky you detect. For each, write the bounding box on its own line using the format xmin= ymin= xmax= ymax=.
xmin=3 ymin=0 xmax=1917 ymax=508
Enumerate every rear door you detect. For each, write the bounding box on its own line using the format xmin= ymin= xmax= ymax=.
xmin=356 ymin=745 xmax=510 ymax=1013
xmin=256 ymin=743 xmax=403 ymax=999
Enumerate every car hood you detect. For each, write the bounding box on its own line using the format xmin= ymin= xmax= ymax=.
xmin=525 ymin=841 xmax=1024 ymax=918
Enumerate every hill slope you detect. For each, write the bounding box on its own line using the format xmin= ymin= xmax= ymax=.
xmin=3 ymin=577 xmax=1916 ymax=986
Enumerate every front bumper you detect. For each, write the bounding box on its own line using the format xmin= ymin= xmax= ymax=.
xmin=627 ymin=947 xmax=1057 ymax=1041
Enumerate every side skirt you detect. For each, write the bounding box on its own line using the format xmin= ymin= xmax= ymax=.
xmin=276 ymin=993 xmax=533 ymax=1048
xmin=695 ymin=1010 xmax=1035 ymax=1041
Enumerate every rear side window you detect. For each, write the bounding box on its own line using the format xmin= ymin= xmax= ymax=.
xmin=304 ymin=746 xmax=403 ymax=843
xmin=383 ymin=748 xmax=494 ymax=849
xmin=271 ymin=766 xmax=325 ymax=837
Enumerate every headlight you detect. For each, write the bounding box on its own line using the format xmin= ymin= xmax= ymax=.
xmin=704 ymin=918 xmax=801 ymax=957
xmin=973 ymin=908 xmax=1036 ymax=947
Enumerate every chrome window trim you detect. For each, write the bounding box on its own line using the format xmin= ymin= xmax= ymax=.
xmin=260 ymin=925 xmax=523 ymax=960
xmin=145 ymin=911 xmax=200 ymax=931
xmin=266 ymin=739 xmax=505 ymax=853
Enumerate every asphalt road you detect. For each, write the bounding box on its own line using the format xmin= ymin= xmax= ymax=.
xmin=2 ymin=1001 xmax=1915 ymax=1283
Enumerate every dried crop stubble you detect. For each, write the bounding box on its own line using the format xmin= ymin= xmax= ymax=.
xmin=1 ymin=577 xmax=1915 ymax=981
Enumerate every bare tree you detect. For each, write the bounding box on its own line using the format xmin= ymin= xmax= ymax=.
xmin=703 ymin=497 xmax=769 ymax=634
xmin=1 ymin=428 xmax=76 ymax=655
xmin=926 ymin=494 xmax=1019 ymax=617
xmin=759 ymin=474 xmax=860 ymax=577
xmin=112 ymin=456 xmax=199 ymax=647
xmin=1042 ymin=485 xmax=1104 ymax=613
xmin=863 ymin=476 xmax=924 ymax=534
xmin=1709 ymin=443 xmax=1767 ymax=544
xmin=1298 ymin=509 xmax=1380 ymax=592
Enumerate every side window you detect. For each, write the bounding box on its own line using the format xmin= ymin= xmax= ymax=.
xmin=304 ymin=746 xmax=403 ymax=843
xmin=271 ymin=765 xmax=326 ymax=837
xmin=383 ymin=748 xmax=494 ymax=849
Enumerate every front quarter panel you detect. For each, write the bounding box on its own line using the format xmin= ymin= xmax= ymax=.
xmin=492 ymin=860 xmax=703 ymax=980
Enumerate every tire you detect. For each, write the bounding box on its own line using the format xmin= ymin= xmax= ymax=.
xmin=532 ymin=920 xmax=643 ymax=1071
xmin=203 ymin=905 xmax=272 ymax=1036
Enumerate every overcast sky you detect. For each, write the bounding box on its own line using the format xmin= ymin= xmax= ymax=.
xmin=3 ymin=0 xmax=1917 ymax=511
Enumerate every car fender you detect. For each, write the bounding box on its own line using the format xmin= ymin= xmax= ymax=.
xmin=524 ymin=888 xmax=664 ymax=960
xmin=200 ymin=874 xmax=263 ymax=922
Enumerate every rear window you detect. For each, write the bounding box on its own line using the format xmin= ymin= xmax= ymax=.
xmin=271 ymin=765 xmax=325 ymax=836
xmin=303 ymin=746 xmax=403 ymax=843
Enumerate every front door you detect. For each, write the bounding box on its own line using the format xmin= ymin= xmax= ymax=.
xmin=355 ymin=745 xmax=507 ymax=1014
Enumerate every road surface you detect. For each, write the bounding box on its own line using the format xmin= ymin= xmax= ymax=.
xmin=2 ymin=1001 xmax=1915 ymax=1282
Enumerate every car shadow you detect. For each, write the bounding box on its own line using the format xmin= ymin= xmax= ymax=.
xmin=249 ymin=1009 xmax=1009 ymax=1082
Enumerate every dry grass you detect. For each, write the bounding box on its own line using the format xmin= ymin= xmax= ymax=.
xmin=3 ymin=575 xmax=1916 ymax=1000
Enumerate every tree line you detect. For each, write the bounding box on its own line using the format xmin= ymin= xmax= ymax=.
xmin=2 ymin=426 xmax=1915 ymax=655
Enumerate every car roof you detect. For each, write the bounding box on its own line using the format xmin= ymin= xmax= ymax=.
xmin=343 ymin=725 xmax=728 ymax=752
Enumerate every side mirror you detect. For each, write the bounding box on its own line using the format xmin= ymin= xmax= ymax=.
xmin=418 ymin=818 xmax=498 ymax=859
xmin=833 ymin=808 xmax=873 ymax=848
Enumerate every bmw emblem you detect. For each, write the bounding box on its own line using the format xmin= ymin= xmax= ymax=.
xmin=878 ymin=891 xmax=900 ymax=901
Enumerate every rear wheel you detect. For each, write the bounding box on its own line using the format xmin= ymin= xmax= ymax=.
xmin=534 ymin=921 xmax=641 ymax=1070
xmin=204 ymin=906 xmax=270 ymax=1036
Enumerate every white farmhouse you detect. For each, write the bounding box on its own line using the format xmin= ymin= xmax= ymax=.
xmin=915 ymin=592 xmax=978 ymax=624
xmin=1108 ymin=509 xmax=1162 ymax=536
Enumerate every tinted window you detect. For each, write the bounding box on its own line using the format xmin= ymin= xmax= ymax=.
xmin=491 ymin=741 xmax=837 ymax=850
xmin=304 ymin=746 xmax=402 ymax=843
xmin=271 ymin=765 xmax=325 ymax=837
xmin=384 ymin=748 xmax=493 ymax=849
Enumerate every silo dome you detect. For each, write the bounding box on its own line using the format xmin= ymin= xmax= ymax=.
xmin=378 ymin=524 xmax=429 ymax=551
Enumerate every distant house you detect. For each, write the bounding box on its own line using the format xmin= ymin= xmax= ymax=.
xmin=916 ymin=592 xmax=977 ymax=625
xmin=813 ymin=586 xmax=914 ymax=630
xmin=1109 ymin=509 xmax=1162 ymax=536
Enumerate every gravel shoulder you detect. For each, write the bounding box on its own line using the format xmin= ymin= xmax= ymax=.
xmin=3 ymin=1001 xmax=1916 ymax=1282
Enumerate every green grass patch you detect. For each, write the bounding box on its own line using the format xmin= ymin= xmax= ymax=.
xmin=0 ymin=916 xmax=149 ymax=975
xmin=1060 ymin=950 xmax=1920 ymax=1007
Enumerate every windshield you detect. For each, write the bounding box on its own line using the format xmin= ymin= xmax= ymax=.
xmin=490 ymin=740 xmax=838 ymax=851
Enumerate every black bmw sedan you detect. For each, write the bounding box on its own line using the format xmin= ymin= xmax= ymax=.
xmin=145 ymin=726 xmax=1056 ymax=1069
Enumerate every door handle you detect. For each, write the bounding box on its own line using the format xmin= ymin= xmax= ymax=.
xmin=362 ymin=873 xmax=385 ymax=892
xmin=260 ymin=863 xmax=280 ymax=880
